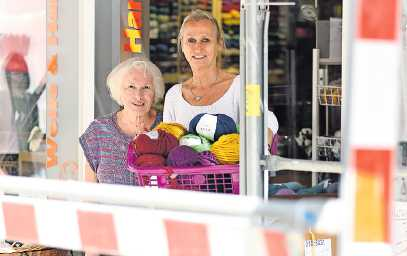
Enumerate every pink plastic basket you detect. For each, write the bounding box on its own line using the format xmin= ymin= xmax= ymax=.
xmin=127 ymin=144 xmax=239 ymax=194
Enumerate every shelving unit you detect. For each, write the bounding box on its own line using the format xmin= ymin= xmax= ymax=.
xmin=312 ymin=48 xmax=342 ymax=184
xmin=149 ymin=0 xmax=180 ymax=86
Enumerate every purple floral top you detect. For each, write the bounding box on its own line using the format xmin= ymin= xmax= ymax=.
xmin=79 ymin=111 xmax=162 ymax=185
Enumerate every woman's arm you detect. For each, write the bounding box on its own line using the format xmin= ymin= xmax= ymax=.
xmin=84 ymin=161 xmax=98 ymax=182
xmin=268 ymin=128 xmax=274 ymax=146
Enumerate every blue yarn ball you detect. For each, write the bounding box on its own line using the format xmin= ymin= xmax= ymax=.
xmin=189 ymin=113 xmax=237 ymax=141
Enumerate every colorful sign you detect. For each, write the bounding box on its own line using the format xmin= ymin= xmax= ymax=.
xmin=124 ymin=0 xmax=142 ymax=53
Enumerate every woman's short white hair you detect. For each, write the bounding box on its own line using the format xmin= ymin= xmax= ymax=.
xmin=106 ymin=56 xmax=164 ymax=110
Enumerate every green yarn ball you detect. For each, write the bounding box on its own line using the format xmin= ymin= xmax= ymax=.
xmin=179 ymin=134 xmax=211 ymax=152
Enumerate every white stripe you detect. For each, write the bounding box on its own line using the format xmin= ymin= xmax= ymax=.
xmin=115 ymin=208 xmax=168 ymax=256
xmin=36 ymin=199 xmax=82 ymax=250
xmin=208 ymin=219 xmax=252 ymax=256
xmin=348 ymin=242 xmax=392 ymax=256
xmin=350 ymin=41 xmax=401 ymax=147
xmin=0 ymin=203 xmax=5 ymax=240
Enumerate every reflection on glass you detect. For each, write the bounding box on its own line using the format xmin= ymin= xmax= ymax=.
xmin=0 ymin=0 xmax=46 ymax=178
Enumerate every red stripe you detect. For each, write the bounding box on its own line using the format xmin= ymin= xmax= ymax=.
xmin=357 ymin=0 xmax=399 ymax=40
xmin=2 ymin=203 xmax=38 ymax=243
xmin=165 ymin=220 xmax=210 ymax=256
xmin=263 ymin=230 xmax=288 ymax=256
xmin=354 ymin=149 xmax=393 ymax=242
xmin=77 ymin=210 xmax=118 ymax=253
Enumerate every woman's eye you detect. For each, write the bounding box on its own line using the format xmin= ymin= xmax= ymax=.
xmin=128 ymin=84 xmax=136 ymax=89
xmin=187 ymin=38 xmax=196 ymax=43
xmin=201 ymin=38 xmax=210 ymax=43
xmin=143 ymin=85 xmax=152 ymax=90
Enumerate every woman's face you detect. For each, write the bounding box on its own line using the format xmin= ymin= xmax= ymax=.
xmin=120 ymin=68 xmax=155 ymax=115
xmin=181 ymin=19 xmax=221 ymax=71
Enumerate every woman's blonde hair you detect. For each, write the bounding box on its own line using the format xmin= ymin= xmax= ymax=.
xmin=106 ymin=56 xmax=164 ymax=110
xmin=177 ymin=9 xmax=226 ymax=69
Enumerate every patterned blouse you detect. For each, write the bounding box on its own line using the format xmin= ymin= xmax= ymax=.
xmin=79 ymin=111 xmax=162 ymax=185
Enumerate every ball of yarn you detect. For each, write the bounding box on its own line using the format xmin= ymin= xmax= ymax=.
xmin=197 ymin=151 xmax=219 ymax=166
xmin=134 ymin=130 xmax=178 ymax=156
xmin=210 ymin=133 xmax=239 ymax=164
xmin=135 ymin=154 xmax=166 ymax=167
xmin=179 ymin=134 xmax=211 ymax=152
xmin=154 ymin=122 xmax=187 ymax=140
xmin=166 ymin=145 xmax=201 ymax=167
xmin=189 ymin=113 xmax=237 ymax=141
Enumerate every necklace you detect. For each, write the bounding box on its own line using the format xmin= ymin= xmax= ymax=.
xmin=189 ymin=71 xmax=219 ymax=102
xmin=190 ymin=88 xmax=203 ymax=101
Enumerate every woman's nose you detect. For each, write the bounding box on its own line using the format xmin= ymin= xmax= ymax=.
xmin=193 ymin=42 xmax=204 ymax=50
xmin=131 ymin=88 xmax=143 ymax=99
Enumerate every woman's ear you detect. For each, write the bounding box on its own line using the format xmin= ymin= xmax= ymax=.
xmin=218 ymin=40 xmax=225 ymax=51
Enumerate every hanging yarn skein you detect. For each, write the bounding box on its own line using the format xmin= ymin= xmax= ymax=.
xmin=179 ymin=134 xmax=211 ymax=152
xmin=154 ymin=122 xmax=187 ymax=140
xmin=210 ymin=133 xmax=240 ymax=164
xmin=189 ymin=113 xmax=237 ymax=141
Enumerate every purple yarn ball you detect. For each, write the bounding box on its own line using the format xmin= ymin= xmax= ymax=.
xmin=275 ymin=188 xmax=296 ymax=196
xmin=198 ymin=151 xmax=219 ymax=166
xmin=167 ymin=145 xmax=201 ymax=167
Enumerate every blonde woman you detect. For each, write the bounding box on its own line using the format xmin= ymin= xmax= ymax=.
xmin=163 ymin=10 xmax=279 ymax=148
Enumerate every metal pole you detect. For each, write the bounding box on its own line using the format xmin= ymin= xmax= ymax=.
xmin=239 ymin=1 xmax=247 ymax=195
xmin=244 ymin=0 xmax=265 ymax=197
xmin=263 ymin=9 xmax=270 ymax=156
xmin=312 ymin=49 xmax=320 ymax=185
xmin=266 ymin=155 xmax=342 ymax=173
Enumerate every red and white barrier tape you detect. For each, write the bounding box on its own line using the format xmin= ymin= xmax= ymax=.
xmin=0 ymin=195 xmax=299 ymax=255
xmin=343 ymin=0 xmax=402 ymax=255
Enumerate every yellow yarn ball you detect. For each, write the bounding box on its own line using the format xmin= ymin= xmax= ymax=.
xmin=210 ymin=133 xmax=240 ymax=164
xmin=154 ymin=122 xmax=187 ymax=140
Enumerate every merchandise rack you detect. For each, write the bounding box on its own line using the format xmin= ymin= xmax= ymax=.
xmin=312 ymin=48 xmax=342 ymax=184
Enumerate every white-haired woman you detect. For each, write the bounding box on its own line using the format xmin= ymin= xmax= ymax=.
xmin=163 ymin=9 xmax=279 ymax=151
xmin=80 ymin=56 xmax=164 ymax=184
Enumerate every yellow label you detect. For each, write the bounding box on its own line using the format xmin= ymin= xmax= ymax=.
xmin=246 ymin=84 xmax=261 ymax=116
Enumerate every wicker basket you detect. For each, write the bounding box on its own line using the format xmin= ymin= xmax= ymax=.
xmin=0 ymin=240 xmax=70 ymax=255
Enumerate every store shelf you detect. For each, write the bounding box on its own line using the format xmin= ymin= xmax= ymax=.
xmin=316 ymin=136 xmax=341 ymax=161
xmin=312 ymin=47 xmax=343 ymax=185
xmin=318 ymin=85 xmax=342 ymax=106
xmin=320 ymin=58 xmax=341 ymax=65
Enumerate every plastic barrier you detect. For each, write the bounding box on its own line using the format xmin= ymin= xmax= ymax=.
xmin=0 ymin=175 xmax=340 ymax=255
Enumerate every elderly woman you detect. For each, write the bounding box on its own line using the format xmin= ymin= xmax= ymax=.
xmin=163 ymin=9 xmax=279 ymax=148
xmin=80 ymin=56 xmax=164 ymax=184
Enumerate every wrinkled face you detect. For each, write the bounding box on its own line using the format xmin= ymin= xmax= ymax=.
xmin=120 ymin=68 xmax=155 ymax=115
xmin=181 ymin=19 xmax=221 ymax=70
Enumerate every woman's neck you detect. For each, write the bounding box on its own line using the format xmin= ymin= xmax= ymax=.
xmin=117 ymin=108 xmax=155 ymax=137
xmin=191 ymin=67 xmax=220 ymax=88
xmin=120 ymin=108 xmax=151 ymax=124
